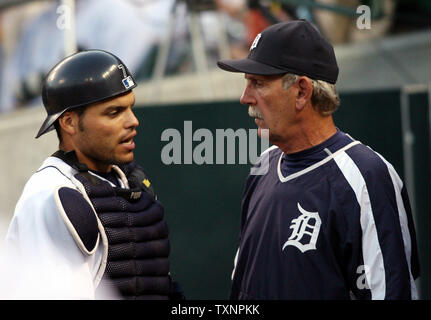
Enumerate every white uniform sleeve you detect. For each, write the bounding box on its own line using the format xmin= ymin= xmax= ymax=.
xmin=3 ymin=171 xmax=100 ymax=299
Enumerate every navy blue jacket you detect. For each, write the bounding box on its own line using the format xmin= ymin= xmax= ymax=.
xmin=230 ymin=131 xmax=420 ymax=300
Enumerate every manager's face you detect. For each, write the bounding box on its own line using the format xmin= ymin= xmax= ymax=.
xmin=240 ymin=74 xmax=297 ymax=144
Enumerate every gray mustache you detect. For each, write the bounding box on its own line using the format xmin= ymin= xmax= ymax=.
xmin=248 ymin=106 xmax=264 ymax=120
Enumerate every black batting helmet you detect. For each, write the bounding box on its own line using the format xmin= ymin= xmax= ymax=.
xmin=36 ymin=49 xmax=137 ymax=138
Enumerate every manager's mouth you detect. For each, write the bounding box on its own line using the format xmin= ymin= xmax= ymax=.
xmin=248 ymin=106 xmax=264 ymax=120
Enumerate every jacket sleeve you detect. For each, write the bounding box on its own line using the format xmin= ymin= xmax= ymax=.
xmin=334 ymin=146 xmax=419 ymax=300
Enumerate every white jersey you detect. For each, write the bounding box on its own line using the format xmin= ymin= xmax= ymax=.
xmin=4 ymin=157 xmax=121 ymax=299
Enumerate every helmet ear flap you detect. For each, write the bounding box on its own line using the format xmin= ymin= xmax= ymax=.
xmin=36 ymin=50 xmax=137 ymax=138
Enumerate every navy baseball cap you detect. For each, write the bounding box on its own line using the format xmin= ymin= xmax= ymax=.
xmin=217 ymin=19 xmax=339 ymax=84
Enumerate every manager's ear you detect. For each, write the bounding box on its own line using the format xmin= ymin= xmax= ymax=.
xmin=295 ymin=76 xmax=313 ymax=111
xmin=58 ymin=111 xmax=79 ymax=136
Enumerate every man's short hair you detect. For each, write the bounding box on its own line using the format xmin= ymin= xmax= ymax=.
xmin=282 ymin=73 xmax=340 ymax=116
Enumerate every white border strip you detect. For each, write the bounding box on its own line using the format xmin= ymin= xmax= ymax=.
xmin=277 ymin=141 xmax=361 ymax=183
xmin=333 ymin=151 xmax=385 ymax=299
xmin=260 ymin=145 xmax=279 ymax=157
xmin=53 ymin=185 xmax=100 ymax=256
xmin=70 ymin=175 xmax=109 ymax=288
xmin=375 ymin=151 xmax=418 ymax=299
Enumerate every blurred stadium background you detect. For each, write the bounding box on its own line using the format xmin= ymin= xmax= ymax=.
xmin=0 ymin=0 xmax=430 ymax=299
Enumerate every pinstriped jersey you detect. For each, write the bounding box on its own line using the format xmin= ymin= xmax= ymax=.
xmin=230 ymin=130 xmax=420 ymax=300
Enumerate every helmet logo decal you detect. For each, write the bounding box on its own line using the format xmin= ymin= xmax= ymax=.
xmin=118 ymin=64 xmax=134 ymax=89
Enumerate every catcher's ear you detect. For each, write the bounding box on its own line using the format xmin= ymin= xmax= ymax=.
xmin=58 ymin=111 xmax=79 ymax=136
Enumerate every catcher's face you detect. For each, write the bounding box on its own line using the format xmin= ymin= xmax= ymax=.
xmin=72 ymin=91 xmax=139 ymax=172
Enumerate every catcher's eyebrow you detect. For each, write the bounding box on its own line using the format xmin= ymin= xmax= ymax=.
xmin=104 ymin=96 xmax=136 ymax=109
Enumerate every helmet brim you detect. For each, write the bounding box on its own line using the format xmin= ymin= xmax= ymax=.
xmin=35 ymin=110 xmax=64 ymax=138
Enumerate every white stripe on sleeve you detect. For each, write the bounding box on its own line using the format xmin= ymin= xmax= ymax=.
xmin=333 ymin=151 xmax=386 ymax=299
xmin=374 ymin=151 xmax=418 ymax=299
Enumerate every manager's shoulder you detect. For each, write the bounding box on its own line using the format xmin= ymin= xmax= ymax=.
xmin=346 ymin=142 xmax=395 ymax=174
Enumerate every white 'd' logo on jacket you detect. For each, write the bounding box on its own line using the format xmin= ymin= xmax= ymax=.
xmin=282 ymin=203 xmax=321 ymax=253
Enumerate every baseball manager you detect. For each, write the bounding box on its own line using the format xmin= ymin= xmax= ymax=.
xmin=217 ymin=19 xmax=420 ymax=300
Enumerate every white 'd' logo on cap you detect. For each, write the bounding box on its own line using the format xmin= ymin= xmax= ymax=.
xmin=250 ymin=33 xmax=261 ymax=51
